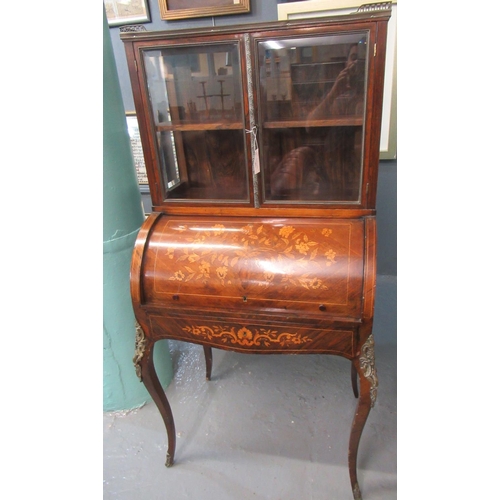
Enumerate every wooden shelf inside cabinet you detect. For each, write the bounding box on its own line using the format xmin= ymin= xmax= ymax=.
xmin=263 ymin=117 xmax=364 ymax=129
xmin=156 ymin=121 xmax=244 ymax=132
xmin=122 ymin=6 xmax=392 ymax=500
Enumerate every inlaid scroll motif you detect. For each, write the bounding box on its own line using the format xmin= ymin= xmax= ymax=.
xmin=182 ymin=324 xmax=312 ymax=348
xmin=133 ymin=322 xmax=147 ymax=381
xmin=359 ymin=334 xmax=378 ymax=407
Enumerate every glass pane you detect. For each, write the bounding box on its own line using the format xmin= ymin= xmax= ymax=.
xmin=258 ymin=33 xmax=368 ymax=203
xmin=143 ymin=43 xmax=249 ymax=201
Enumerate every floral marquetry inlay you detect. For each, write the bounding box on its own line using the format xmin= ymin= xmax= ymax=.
xmin=154 ymin=220 xmax=358 ymax=305
xmin=182 ymin=324 xmax=312 ymax=348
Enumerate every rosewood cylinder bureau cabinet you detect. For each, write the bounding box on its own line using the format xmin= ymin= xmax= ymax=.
xmin=121 ymin=4 xmax=391 ymax=499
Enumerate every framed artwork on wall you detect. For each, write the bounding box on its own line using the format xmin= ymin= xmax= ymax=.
xmin=158 ymin=0 xmax=251 ymax=21
xmin=104 ymin=0 xmax=151 ymax=27
xmin=126 ymin=113 xmax=149 ymax=186
xmin=278 ymin=0 xmax=397 ymax=160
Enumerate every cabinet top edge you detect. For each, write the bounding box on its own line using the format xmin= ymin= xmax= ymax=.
xmin=119 ymin=7 xmax=392 ymax=42
xmin=149 ymin=208 xmax=376 ymax=219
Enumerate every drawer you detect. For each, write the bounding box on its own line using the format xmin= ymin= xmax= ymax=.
xmin=149 ymin=314 xmax=355 ymax=358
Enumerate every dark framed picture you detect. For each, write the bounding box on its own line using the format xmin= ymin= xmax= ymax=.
xmin=105 ymin=0 xmax=151 ymax=27
xmin=158 ymin=0 xmax=250 ymax=21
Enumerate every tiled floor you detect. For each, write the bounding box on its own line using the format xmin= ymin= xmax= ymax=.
xmin=103 ymin=340 xmax=396 ymax=500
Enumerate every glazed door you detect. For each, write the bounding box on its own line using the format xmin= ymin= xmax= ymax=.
xmin=254 ymin=29 xmax=370 ymax=205
xmin=139 ymin=39 xmax=251 ymax=203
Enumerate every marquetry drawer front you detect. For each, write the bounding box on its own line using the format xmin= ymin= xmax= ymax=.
xmin=149 ymin=314 xmax=355 ymax=357
xmin=141 ymin=216 xmax=365 ymax=319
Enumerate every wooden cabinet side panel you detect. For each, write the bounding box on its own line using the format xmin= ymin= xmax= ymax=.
xmin=362 ymin=216 xmax=377 ymax=322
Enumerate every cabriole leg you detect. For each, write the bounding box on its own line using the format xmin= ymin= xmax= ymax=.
xmin=203 ymin=346 xmax=213 ymax=381
xmin=351 ymin=361 xmax=359 ymax=398
xmin=348 ymin=334 xmax=378 ymax=500
xmin=133 ymin=323 xmax=176 ymax=467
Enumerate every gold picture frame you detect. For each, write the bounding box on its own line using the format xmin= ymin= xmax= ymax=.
xmin=159 ymin=0 xmax=250 ymax=21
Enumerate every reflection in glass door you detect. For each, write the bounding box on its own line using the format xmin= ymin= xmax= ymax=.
xmin=257 ymin=33 xmax=369 ymax=203
xmin=142 ymin=43 xmax=249 ymax=202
